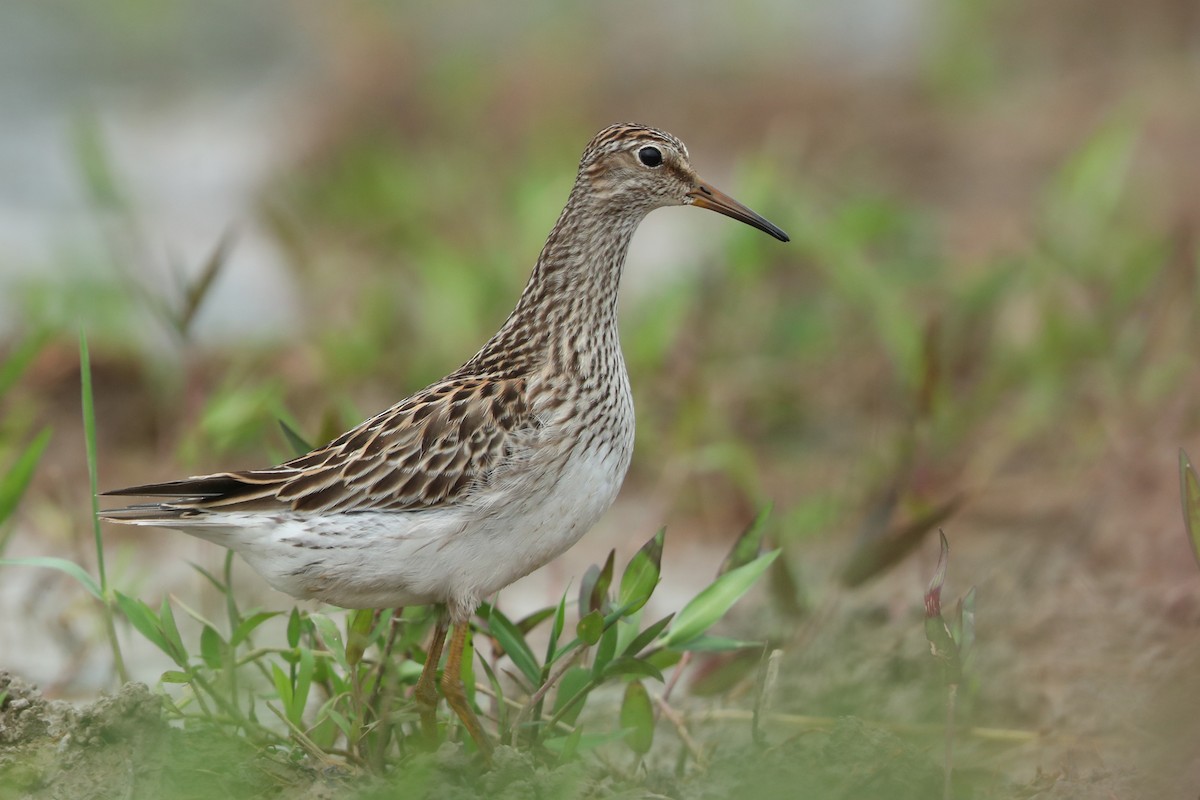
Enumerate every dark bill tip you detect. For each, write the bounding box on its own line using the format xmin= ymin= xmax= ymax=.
xmin=688 ymin=181 xmax=789 ymax=242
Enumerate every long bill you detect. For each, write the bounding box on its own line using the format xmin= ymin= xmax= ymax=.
xmin=688 ymin=180 xmax=790 ymax=242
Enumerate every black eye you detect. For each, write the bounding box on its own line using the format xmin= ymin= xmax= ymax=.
xmin=637 ymin=146 xmax=663 ymax=168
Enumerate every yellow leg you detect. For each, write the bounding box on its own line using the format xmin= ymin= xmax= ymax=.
xmin=413 ymin=617 xmax=448 ymax=742
xmin=441 ymin=621 xmax=493 ymax=758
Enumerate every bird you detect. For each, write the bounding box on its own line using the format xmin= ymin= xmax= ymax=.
xmin=100 ymin=123 xmax=789 ymax=755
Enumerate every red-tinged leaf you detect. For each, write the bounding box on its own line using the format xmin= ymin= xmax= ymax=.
xmin=925 ymin=530 xmax=949 ymax=619
xmin=589 ymin=550 xmax=616 ymax=614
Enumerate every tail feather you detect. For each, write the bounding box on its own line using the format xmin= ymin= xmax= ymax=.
xmin=98 ymin=503 xmax=200 ymax=524
xmin=102 ymin=474 xmax=254 ymax=498
xmin=101 ymin=471 xmax=288 ymax=516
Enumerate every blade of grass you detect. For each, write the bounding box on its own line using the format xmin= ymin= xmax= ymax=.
xmin=1179 ymin=448 xmax=1200 ymax=568
xmin=80 ymin=329 xmax=128 ymax=683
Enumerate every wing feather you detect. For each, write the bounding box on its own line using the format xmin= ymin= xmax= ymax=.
xmin=101 ymin=376 xmax=534 ymax=521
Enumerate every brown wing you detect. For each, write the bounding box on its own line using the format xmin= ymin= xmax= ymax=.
xmin=103 ymin=376 xmax=534 ymax=515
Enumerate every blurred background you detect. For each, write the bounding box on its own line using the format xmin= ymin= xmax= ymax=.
xmin=2 ymin=0 xmax=1199 ymax=794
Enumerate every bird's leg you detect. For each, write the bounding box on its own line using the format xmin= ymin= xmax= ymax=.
xmin=414 ymin=616 xmax=448 ymax=743
xmin=441 ymin=621 xmax=494 ymax=758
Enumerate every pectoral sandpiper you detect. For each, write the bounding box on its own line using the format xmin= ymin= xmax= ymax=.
xmin=101 ymin=123 xmax=789 ymax=755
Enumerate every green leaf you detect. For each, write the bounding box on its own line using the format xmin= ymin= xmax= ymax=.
xmin=159 ymin=597 xmax=187 ymax=666
xmin=578 ymin=563 xmax=601 ymax=619
xmin=324 ymin=708 xmax=355 ymax=741
xmin=955 ymin=585 xmax=977 ymax=661
xmin=346 ymin=609 xmax=375 ymax=666
xmin=592 ymin=620 xmax=618 ymax=679
xmin=543 ymin=727 xmax=626 ymax=755
xmin=231 ymin=611 xmax=281 ymax=648
xmin=461 ymin=625 xmax=477 ymax=708
xmin=271 ymin=664 xmax=293 ymax=710
xmin=478 ymin=656 xmax=508 ymax=733
xmin=576 ymin=609 xmax=604 ymax=646
xmin=277 ymin=419 xmax=314 ymax=457
xmin=601 ymin=656 xmax=664 ymax=683
xmin=545 ymin=594 xmax=568 ymax=670
xmin=114 ymin=591 xmax=170 ymax=655
xmin=292 ymin=646 xmax=315 ymax=726
xmin=618 ymin=528 xmax=664 ymax=615
xmin=645 ymin=649 xmax=684 ymax=671
xmin=78 ymin=330 xmax=107 ymax=597
xmin=487 ymin=607 xmax=541 ymax=686
xmin=552 ymin=725 xmax=583 ymax=762
xmin=622 ymin=613 xmax=674 ymax=657
xmin=662 ymin=550 xmax=780 ymax=648
xmin=720 ymin=505 xmax=771 ymax=575
xmin=517 ymin=606 xmax=556 ymax=635
xmin=200 ymin=626 xmax=224 ymax=670
xmin=0 ymin=557 xmax=101 ymax=599
xmin=619 ymin=680 xmax=654 ymax=755
xmin=673 ymin=634 xmax=762 ymax=653
xmin=1180 ymin=449 xmax=1200 ymax=569
xmin=286 ymin=608 xmax=303 ymax=649
xmin=586 ymin=550 xmax=615 ymax=614
xmin=309 ymin=613 xmax=348 ymax=671
xmin=188 ymin=562 xmax=227 ymax=595
xmin=0 ymin=428 xmax=52 ymax=526
xmin=551 ymin=666 xmax=592 ymax=726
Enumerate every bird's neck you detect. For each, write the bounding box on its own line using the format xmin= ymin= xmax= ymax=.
xmin=472 ymin=183 xmax=645 ymax=376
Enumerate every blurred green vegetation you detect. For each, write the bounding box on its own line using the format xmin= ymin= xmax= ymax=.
xmin=2 ymin=1 xmax=1199 ymax=796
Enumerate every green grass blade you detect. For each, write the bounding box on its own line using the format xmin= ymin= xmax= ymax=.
xmin=277 ymin=418 xmax=314 ymax=457
xmin=0 ymin=428 xmax=52 ymax=529
xmin=78 ymin=330 xmax=107 ymax=594
xmin=0 ymin=556 xmax=102 ymax=599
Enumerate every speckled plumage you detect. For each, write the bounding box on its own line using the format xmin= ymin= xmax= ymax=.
xmin=101 ymin=123 xmax=788 ymax=753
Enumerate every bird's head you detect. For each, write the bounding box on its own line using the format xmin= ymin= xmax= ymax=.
xmin=577 ymin=123 xmax=789 ymax=242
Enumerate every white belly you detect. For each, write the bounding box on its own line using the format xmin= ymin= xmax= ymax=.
xmin=176 ymin=431 xmax=632 ymax=619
